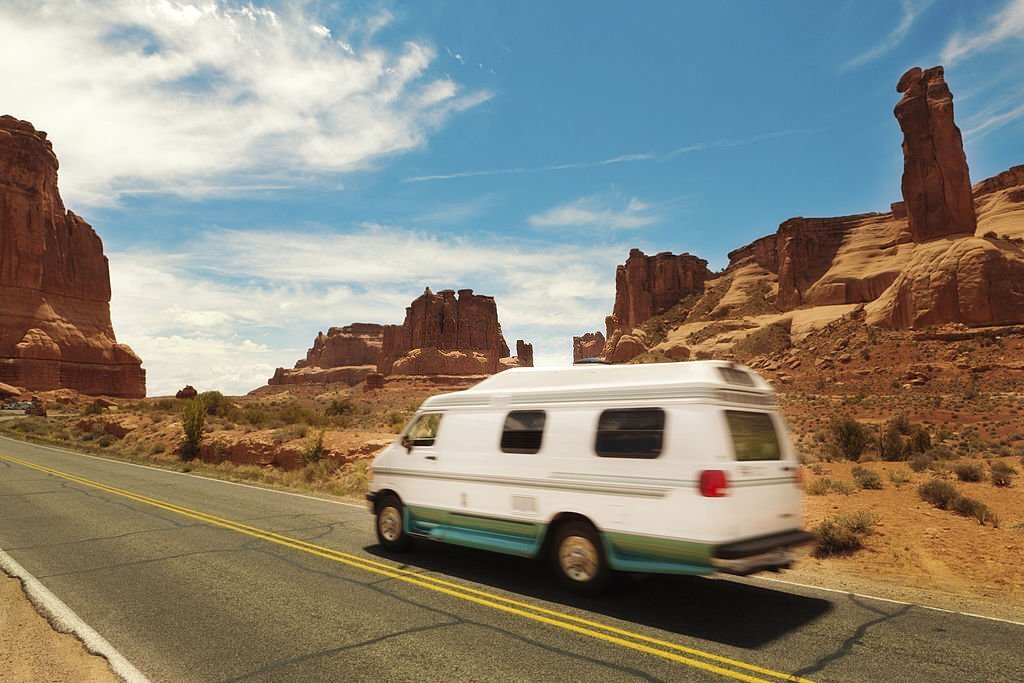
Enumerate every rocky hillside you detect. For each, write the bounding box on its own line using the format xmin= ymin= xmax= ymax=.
xmin=579 ymin=66 xmax=1024 ymax=367
xmin=0 ymin=115 xmax=145 ymax=397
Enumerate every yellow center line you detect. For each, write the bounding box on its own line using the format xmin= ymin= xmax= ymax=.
xmin=0 ymin=452 xmax=810 ymax=683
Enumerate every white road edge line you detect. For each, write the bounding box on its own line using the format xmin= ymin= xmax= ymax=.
xmin=745 ymin=575 xmax=1024 ymax=627
xmin=0 ymin=433 xmax=366 ymax=509
xmin=0 ymin=546 xmax=150 ymax=683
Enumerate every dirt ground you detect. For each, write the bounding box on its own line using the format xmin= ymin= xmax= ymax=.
xmin=790 ymin=458 xmax=1024 ymax=622
xmin=0 ymin=575 xmax=116 ymax=682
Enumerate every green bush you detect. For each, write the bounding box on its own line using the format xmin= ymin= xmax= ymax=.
xmin=906 ymin=426 xmax=932 ymax=455
xmin=199 ymin=391 xmax=228 ymax=416
xmin=990 ymin=460 xmax=1017 ymax=487
xmin=953 ymin=462 xmax=984 ymax=482
xmin=851 ymin=466 xmax=883 ymax=490
xmin=272 ymin=423 xmax=308 ymax=444
xmin=814 ymin=511 xmax=877 ymax=556
xmin=80 ymin=400 xmax=105 ymax=417
xmin=179 ymin=397 xmax=206 ymax=461
xmin=829 ymin=416 xmax=869 ymax=461
xmin=878 ymin=425 xmax=905 ymax=461
xmin=301 ymin=430 xmax=326 ymax=464
xmin=888 ymin=468 xmax=910 ymax=488
xmin=918 ymin=479 xmax=959 ymax=509
xmin=97 ymin=434 xmax=115 ymax=448
xmin=924 ymin=445 xmax=956 ymax=461
xmin=327 ymin=398 xmax=356 ymax=416
xmin=951 ymin=496 xmax=999 ymax=527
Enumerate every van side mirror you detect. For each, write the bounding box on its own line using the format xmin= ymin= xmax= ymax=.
xmin=401 ymin=435 xmax=413 ymax=452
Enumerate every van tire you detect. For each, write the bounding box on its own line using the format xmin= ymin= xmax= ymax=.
xmin=549 ymin=520 xmax=611 ymax=596
xmin=375 ymin=495 xmax=412 ymax=552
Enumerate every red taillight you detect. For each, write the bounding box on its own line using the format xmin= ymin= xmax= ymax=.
xmin=793 ymin=467 xmax=803 ymax=486
xmin=699 ymin=469 xmax=728 ymax=497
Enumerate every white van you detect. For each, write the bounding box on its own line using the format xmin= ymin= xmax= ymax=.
xmin=367 ymin=360 xmax=813 ymax=594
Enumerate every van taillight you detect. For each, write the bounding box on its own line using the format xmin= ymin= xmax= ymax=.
xmin=793 ymin=467 xmax=803 ymax=485
xmin=699 ymin=470 xmax=728 ymax=497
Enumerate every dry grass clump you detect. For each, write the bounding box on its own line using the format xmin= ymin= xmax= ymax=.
xmin=954 ymin=462 xmax=985 ymax=482
xmin=851 ymin=466 xmax=883 ymax=490
xmin=813 ymin=511 xmax=878 ymax=556
xmin=887 ymin=468 xmax=910 ymax=488
xmin=806 ymin=477 xmax=855 ymax=496
xmin=990 ymin=460 xmax=1017 ymax=487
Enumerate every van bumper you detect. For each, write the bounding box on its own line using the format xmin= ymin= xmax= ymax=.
xmin=365 ymin=491 xmax=379 ymax=513
xmin=711 ymin=530 xmax=815 ymax=576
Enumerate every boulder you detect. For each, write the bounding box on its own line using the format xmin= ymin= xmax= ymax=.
xmin=0 ymin=382 xmax=23 ymax=398
xmin=0 ymin=115 xmax=145 ymax=397
xmin=894 ymin=66 xmax=976 ymax=242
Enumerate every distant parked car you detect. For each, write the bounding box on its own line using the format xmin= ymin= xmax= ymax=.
xmin=1 ymin=401 xmax=32 ymax=411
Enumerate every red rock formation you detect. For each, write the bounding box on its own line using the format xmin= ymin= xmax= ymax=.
xmin=573 ymin=331 xmax=605 ymax=362
xmin=268 ymin=323 xmax=382 ymax=387
xmin=973 ymin=165 xmax=1024 ymax=197
xmin=0 ymin=115 xmax=145 ymax=397
xmin=378 ymin=288 xmax=528 ymax=375
xmin=516 ymin=339 xmax=534 ymax=367
xmin=295 ymin=323 xmax=383 ymax=369
xmin=601 ymin=250 xmax=711 ymax=362
xmin=895 ymin=66 xmax=976 ymax=242
xmin=364 ymin=372 xmax=385 ymax=391
xmin=175 ymin=385 xmax=198 ymax=399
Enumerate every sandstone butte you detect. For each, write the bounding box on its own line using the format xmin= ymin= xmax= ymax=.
xmin=268 ymin=289 xmax=533 ymax=387
xmin=0 ymin=115 xmax=145 ymax=397
xmin=579 ymin=66 xmax=1024 ymax=363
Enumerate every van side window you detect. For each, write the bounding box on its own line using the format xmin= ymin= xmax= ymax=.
xmin=407 ymin=413 xmax=443 ymax=447
xmin=501 ymin=411 xmax=545 ymax=454
xmin=725 ymin=410 xmax=781 ymax=461
xmin=595 ymin=408 xmax=664 ymax=458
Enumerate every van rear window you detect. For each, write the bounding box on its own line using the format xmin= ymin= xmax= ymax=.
xmin=725 ymin=410 xmax=781 ymax=461
xmin=595 ymin=408 xmax=664 ymax=459
xmin=501 ymin=411 xmax=545 ymax=454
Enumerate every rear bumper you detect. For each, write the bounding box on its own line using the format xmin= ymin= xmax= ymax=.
xmin=711 ymin=530 xmax=815 ymax=576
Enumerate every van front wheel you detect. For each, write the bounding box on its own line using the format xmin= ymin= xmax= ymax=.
xmin=550 ymin=521 xmax=611 ymax=595
xmin=376 ymin=495 xmax=412 ymax=552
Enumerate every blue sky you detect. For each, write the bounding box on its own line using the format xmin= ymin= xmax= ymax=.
xmin=1 ymin=0 xmax=1023 ymax=395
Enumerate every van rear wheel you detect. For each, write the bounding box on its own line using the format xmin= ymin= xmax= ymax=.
xmin=376 ymin=495 xmax=412 ymax=552
xmin=550 ymin=520 xmax=611 ymax=595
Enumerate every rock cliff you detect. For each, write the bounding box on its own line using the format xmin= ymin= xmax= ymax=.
xmin=0 ymin=115 xmax=145 ymax=397
xmin=379 ymin=288 xmax=531 ymax=375
xmin=572 ymin=331 xmax=605 ymax=362
xmin=269 ymin=323 xmax=382 ymax=387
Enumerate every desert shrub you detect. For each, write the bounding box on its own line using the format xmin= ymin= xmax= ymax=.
xmin=831 ymin=480 xmax=856 ymax=495
xmin=925 ymin=445 xmax=956 ymax=461
xmin=906 ymin=426 xmax=932 ymax=455
xmin=150 ymin=442 xmax=166 ymax=455
xmin=888 ymin=468 xmax=910 ymax=488
xmin=198 ymin=391 xmax=228 ymax=416
xmin=301 ymin=430 xmax=326 ymax=464
xmin=909 ymin=452 xmax=934 ymax=472
xmin=878 ymin=425 xmax=905 ymax=461
xmin=918 ymin=479 xmax=959 ymax=509
xmin=97 ymin=434 xmax=115 ymax=448
xmin=828 ymin=416 xmax=869 ymax=461
xmin=890 ymin=413 xmax=911 ymax=434
xmin=272 ymin=423 xmax=308 ymax=444
xmin=953 ymin=462 xmax=984 ymax=482
xmin=951 ymin=496 xmax=999 ymax=526
xmin=80 ymin=400 xmax=105 ymax=417
xmin=990 ymin=460 xmax=1017 ymax=487
xmin=327 ymin=398 xmax=356 ymax=416
xmin=805 ymin=478 xmax=834 ymax=496
xmin=809 ymin=463 xmax=825 ymax=476
xmin=813 ymin=511 xmax=877 ymax=556
xmin=179 ymin=397 xmax=206 ymax=460
xmin=731 ymin=322 xmax=791 ymax=362
xmin=329 ymin=459 xmax=372 ymax=498
xmin=852 ymin=466 xmax=883 ymax=490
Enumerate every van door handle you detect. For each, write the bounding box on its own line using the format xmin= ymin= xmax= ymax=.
xmin=424 ymin=455 xmax=437 ymax=460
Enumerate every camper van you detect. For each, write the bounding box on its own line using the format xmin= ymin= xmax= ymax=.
xmin=367 ymin=360 xmax=813 ymax=594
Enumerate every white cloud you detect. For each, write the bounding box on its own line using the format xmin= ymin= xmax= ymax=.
xmin=0 ymin=1 xmax=489 ymax=205
xmin=965 ymin=101 xmax=1024 ymax=138
xmin=942 ymin=0 xmax=1024 ymax=64
xmin=528 ymin=196 xmax=657 ymax=231
xmin=842 ymin=0 xmax=930 ymax=71
xmin=108 ymin=226 xmax=627 ymax=396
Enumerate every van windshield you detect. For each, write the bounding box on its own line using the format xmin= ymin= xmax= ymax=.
xmin=725 ymin=410 xmax=781 ymax=461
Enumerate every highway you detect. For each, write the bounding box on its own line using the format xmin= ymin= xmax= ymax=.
xmin=1 ymin=433 xmax=1021 ymax=682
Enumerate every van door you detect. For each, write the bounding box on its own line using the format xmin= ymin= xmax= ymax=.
xmin=399 ymin=413 xmax=444 ymax=514
xmin=716 ymin=409 xmax=801 ymax=539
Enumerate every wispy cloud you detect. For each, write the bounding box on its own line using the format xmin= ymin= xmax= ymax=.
xmin=109 ymin=225 xmax=626 ymax=395
xmin=942 ymin=0 xmax=1024 ymax=65
xmin=0 ymin=1 xmax=489 ymax=205
xmin=842 ymin=0 xmax=930 ymax=71
xmin=965 ymin=101 xmax=1024 ymax=138
xmin=529 ymin=195 xmax=658 ymax=231
xmin=403 ymin=130 xmax=813 ymax=183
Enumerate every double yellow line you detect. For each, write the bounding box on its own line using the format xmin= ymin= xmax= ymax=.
xmin=0 ymin=452 xmax=810 ymax=682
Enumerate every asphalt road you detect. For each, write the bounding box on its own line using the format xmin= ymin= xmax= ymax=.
xmin=1 ymin=434 xmax=1021 ymax=682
